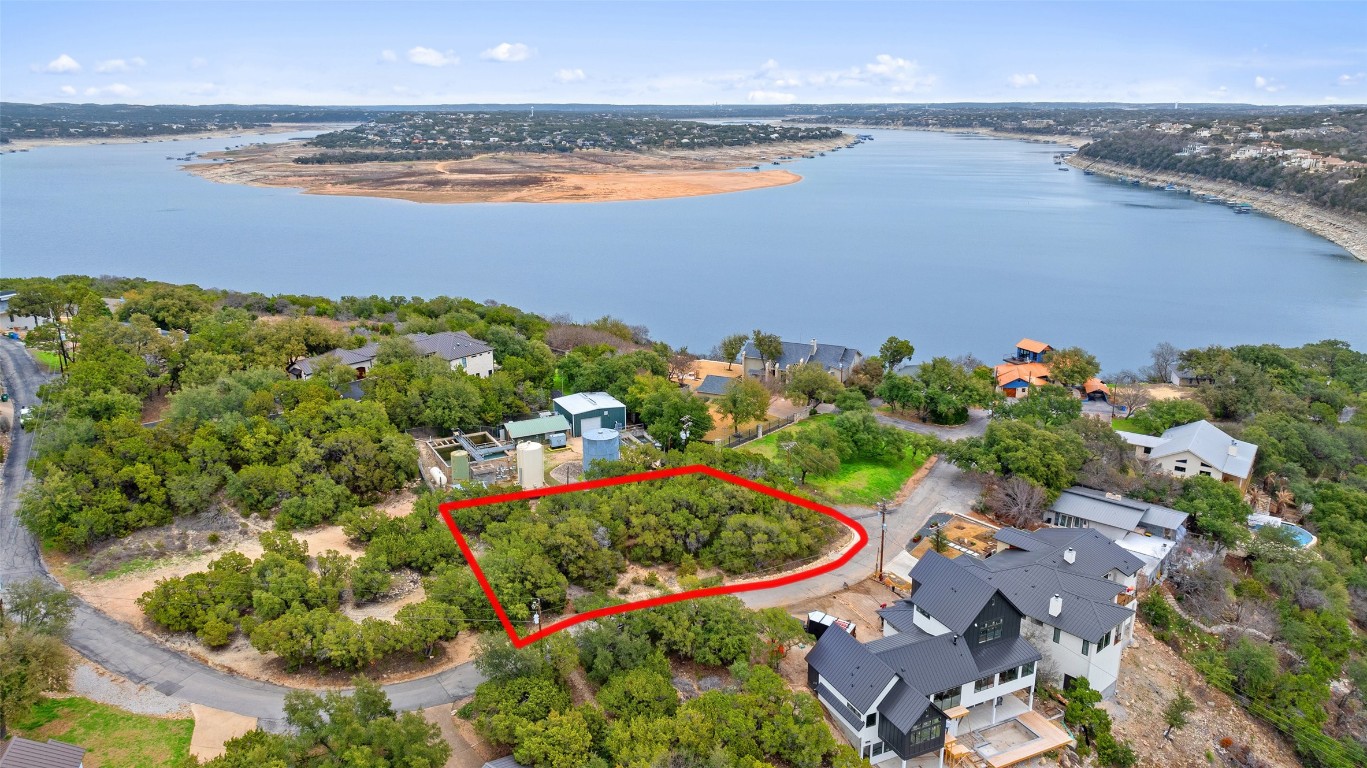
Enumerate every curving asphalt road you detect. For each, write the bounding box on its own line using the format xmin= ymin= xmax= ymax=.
xmin=0 ymin=341 xmax=483 ymax=723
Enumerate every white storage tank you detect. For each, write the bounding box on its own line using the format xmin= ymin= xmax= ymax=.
xmin=517 ymin=441 xmax=546 ymax=490
xmin=582 ymin=428 xmax=621 ymax=474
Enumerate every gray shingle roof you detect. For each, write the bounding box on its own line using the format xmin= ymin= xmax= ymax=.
xmin=0 ymin=738 xmax=85 ymax=768
xmin=908 ymin=550 xmax=997 ymax=634
xmin=742 ymin=339 xmax=860 ymax=371
xmin=806 ymin=625 xmax=897 ymax=713
xmin=1125 ymin=420 xmax=1257 ymax=479
xmin=695 ymin=375 xmax=733 ymax=396
xmin=291 ymin=331 xmax=490 ymax=377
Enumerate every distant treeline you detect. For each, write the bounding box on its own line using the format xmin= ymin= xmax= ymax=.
xmin=1077 ymin=132 xmax=1367 ymax=214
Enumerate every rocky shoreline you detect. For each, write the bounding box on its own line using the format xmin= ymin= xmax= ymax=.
xmin=1067 ymin=156 xmax=1367 ymax=262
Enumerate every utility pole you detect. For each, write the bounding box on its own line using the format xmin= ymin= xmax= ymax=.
xmin=876 ymin=499 xmax=890 ymax=581
xmin=530 ymin=598 xmax=541 ymax=634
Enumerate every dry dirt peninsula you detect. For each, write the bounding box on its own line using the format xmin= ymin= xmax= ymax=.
xmin=184 ymin=135 xmax=851 ymax=204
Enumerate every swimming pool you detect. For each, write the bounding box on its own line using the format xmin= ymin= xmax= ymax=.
xmin=1250 ymin=520 xmax=1317 ymax=548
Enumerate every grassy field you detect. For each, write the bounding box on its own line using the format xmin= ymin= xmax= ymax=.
xmin=13 ymin=697 xmax=194 ymax=768
xmin=1111 ymin=418 xmax=1157 ymax=436
xmin=32 ymin=349 xmax=62 ymax=372
xmin=742 ymin=414 xmax=931 ymax=506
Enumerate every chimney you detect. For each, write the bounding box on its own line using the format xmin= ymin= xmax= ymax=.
xmin=1049 ymin=594 xmax=1063 ymax=617
xmin=951 ymin=634 xmax=958 ymax=645
xmin=810 ymin=338 xmax=819 ymax=356
xmin=1228 ymin=439 xmax=1238 ymax=457
xmin=1064 ymin=547 xmax=1076 ymax=565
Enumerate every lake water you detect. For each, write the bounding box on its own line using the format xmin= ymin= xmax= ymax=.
xmin=2 ymin=129 xmax=1363 ymax=369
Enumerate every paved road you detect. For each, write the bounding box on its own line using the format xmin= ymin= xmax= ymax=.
xmin=0 ymin=341 xmax=484 ymax=723
xmin=874 ymin=408 xmax=990 ymax=441
xmin=740 ymin=460 xmax=983 ymax=609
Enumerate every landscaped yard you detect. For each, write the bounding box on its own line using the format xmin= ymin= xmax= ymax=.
xmin=1111 ymin=417 xmax=1156 ymax=435
xmin=32 ymin=349 xmax=62 ymax=372
xmin=13 ymin=697 xmax=194 ymax=768
xmin=741 ymin=414 xmax=931 ymax=506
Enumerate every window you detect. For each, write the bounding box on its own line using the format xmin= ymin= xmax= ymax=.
xmin=1143 ymin=446 xmax=1153 ymax=455
xmin=909 ymin=718 xmax=943 ymax=746
xmin=1097 ymin=630 xmax=1112 ymax=651
xmin=866 ymin=712 xmax=877 ymax=728
xmin=932 ymin=688 xmax=962 ymax=710
xmin=869 ymin=741 xmax=886 ymax=757
xmin=978 ymin=618 xmax=1004 ymax=643
xmin=848 ymin=701 xmax=862 ymax=721
xmin=975 ymin=675 xmax=996 ymax=692
xmin=1000 ymin=666 xmax=1020 ymax=683
xmin=1052 ymin=627 xmax=1061 ymax=643
xmin=1082 ymin=640 xmax=1090 ymax=656
xmin=1172 ymin=465 xmax=1186 ymax=473
xmin=1020 ymin=661 xmax=1036 ymax=676
xmin=1175 ymin=458 xmax=1188 ymax=464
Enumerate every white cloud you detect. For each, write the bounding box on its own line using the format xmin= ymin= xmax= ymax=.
xmin=408 ymin=46 xmax=459 ymax=67
xmin=94 ymin=57 xmax=146 ymax=74
xmin=59 ymin=85 xmax=76 ymax=96
xmin=1008 ymin=73 xmax=1040 ymax=88
xmin=1338 ymin=72 xmax=1365 ymax=86
xmin=83 ymin=83 xmax=136 ymax=98
xmin=804 ymin=54 xmax=936 ymax=93
xmin=190 ymin=57 xmax=208 ymax=70
xmin=1254 ymin=75 xmax=1285 ymax=93
xmin=480 ymin=42 xmax=533 ymax=62
xmin=760 ymin=58 xmax=780 ymax=72
xmin=37 ymin=54 xmax=81 ymax=74
xmin=380 ymin=49 xmax=398 ymax=63
xmin=747 ymin=89 xmax=795 ymax=104
xmin=553 ymin=68 xmax=586 ymax=83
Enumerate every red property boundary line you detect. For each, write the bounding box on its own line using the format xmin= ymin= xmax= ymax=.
xmin=437 ymin=464 xmax=867 ymax=648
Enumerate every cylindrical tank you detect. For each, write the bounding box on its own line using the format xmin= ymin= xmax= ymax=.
xmin=582 ymin=428 xmax=621 ymax=473
xmin=428 ymin=466 xmax=448 ymax=488
xmin=517 ymin=441 xmax=546 ymax=490
xmin=450 ymin=450 xmax=471 ymax=481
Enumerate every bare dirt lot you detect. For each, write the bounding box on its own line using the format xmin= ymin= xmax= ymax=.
xmin=186 ymin=137 xmax=850 ymax=204
xmin=1106 ymin=623 xmax=1302 ymax=768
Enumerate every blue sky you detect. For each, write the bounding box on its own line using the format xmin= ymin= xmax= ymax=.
xmin=3 ymin=1 xmax=1364 ymax=106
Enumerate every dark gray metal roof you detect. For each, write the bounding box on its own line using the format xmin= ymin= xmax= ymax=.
xmin=877 ymin=604 xmax=922 ymax=635
xmin=909 ymin=550 xmax=997 ymax=634
xmin=871 ymin=633 xmax=989 ymax=699
xmin=695 ymin=375 xmax=733 ymax=396
xmin=877 ymin=681 xmax=934 ymax=731
xmin=963 ymin=562 xmax=1132 ymax=642
xmin=985 ymin=528 xmax=1144 ymax=578
xmin=806 ymin=625 xmax=896 ymax=713
xmin=1052 ymin=487 xmax=1188 ymax=533
xmin=995 ymin=527 xmax=1049 ymax=551
xmin=969 ymin=635 xmax=1041 ymax=677
xmin=0 ymin=738 xmax=85 ymax=768
xmin=815 ymin=681 xmax=866 ymax=729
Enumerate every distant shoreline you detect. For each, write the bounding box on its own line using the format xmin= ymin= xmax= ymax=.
xmin=1067 ymin=157 xmax=1367 ymax=262
xmin=1 ymin=123 xmax=337 ymax=151
xmin=816 ymin=122 xmax=1363 ymax=262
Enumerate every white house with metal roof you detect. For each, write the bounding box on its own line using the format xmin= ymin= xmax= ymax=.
xmin=288 ymin=331 xmax=495 ymax=380
xmin=1117 ymin=420 xmax=1258 ymax=491
xmin=883 ymin=528 xmax=1143 ymax=700
xmin=1046 ymin=487 xmax=1189 ymax=581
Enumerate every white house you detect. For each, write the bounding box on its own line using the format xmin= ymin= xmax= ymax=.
xmin=883 ymin=528 xmax=1144 ymax=699
xmin=288 ymin=330 xmax=496 ymax=381
xmin=1047 ymin=487 xmax=1190 ymax=582
xmin=1117 ymin=420 xmax=1258 ymax=491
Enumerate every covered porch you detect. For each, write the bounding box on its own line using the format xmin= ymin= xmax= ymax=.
xmin=881 ymin=692 xmax=1074 ymax=768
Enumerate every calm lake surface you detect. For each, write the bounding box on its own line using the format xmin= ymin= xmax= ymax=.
xmin=2 ymin=128 xmax=1363 ymax=369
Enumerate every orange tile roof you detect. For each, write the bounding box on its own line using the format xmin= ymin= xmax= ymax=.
xmin=1016 ymin=338 xmax=1052 ymax=354
xmin=1084 ymin=377 xmax=1108 ymax=393
xmin=994 ymin=362 xmax=1051 ymax=387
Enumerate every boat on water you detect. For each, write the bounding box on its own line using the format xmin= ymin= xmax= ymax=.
xmin=1164 ymin=184 xmax=1177 ymax=191
xmin=1083 ymin=169 xmax=1096 ymax=175
xmin=819 ymin=152 xmax=826 ymax=156
xmin=1057 ymin=167 xmax=1069 ymax=171
xmin=1129 ymin=179 xmax=1141 ymax=186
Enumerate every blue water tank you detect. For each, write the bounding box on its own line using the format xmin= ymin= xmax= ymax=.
xmin=582 ymin=428 xmax=621 ymax=473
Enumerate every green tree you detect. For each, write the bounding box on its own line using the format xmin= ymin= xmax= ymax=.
xmin=396 ymin=600 xmax=467 ymax=657
xmin=790 ymin=425 xmax=842 ymax=484
xmin=1 ymin=578 xmax=75 ymax=637
xmin=947 ymin=419 xmax=1087 ymax=492
xmin=716 ymin=378 xmax=771 ymax=434
xmin=0 ymin=628 xmax=71 ymax=740
xmin=719 ymin=333 xmax=749 ymax=371
xmin=1162 ymin=689 xmax=1195 ymax=739
xmin=1045 ymin=346 xmax=1101 ymax=388
xmin=879 ymin=336 xmax=915 ymax=372
xmin=1174 ymin=476 xmax=1251 ymax=553
xmin=785 ymin=362 xmax=841 ymax=409
xmin=750 ymin=330 xmax=784 ymax=377
xmin=1119 ymin=398 xmax=1211 ymax=436
xmin=995 ymin=384 xmax=1082 ymax=427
